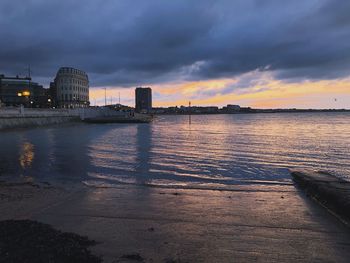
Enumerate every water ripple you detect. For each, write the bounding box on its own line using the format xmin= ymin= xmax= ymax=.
xmin=0 ymin=113 xmax=349 ymax=188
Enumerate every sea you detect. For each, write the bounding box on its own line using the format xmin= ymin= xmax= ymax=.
xmin=0 ymin=113 xmax=349 ymax=189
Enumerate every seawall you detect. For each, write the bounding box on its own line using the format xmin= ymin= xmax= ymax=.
xmin=0 ymin=108 xmax=81 ymax=130
xmin=0 ymin=116 xmax=80 ymax=130
xmin=0 ymin=107 xmax=130 ymax=130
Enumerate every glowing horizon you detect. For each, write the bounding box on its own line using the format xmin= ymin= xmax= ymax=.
xmin=89 ymin=72 xmax=350 ymax=109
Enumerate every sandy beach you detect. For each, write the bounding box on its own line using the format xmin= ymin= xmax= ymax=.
xmin=1 ymin=180 xmax=350 ymax=262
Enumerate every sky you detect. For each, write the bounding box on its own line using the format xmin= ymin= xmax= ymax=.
xmin=0 ymin=0 xmax=350 ymax=108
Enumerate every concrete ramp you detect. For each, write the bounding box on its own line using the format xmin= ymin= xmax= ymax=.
xmin=291 ymin=170 xmax=350 ymax=224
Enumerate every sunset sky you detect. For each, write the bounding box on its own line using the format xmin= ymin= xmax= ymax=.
xmin=1 ymin=0 xmax=349 ymax=108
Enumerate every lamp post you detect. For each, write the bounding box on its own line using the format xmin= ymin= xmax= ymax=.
xmin=28 ymin=65 xmax=31 ymax=107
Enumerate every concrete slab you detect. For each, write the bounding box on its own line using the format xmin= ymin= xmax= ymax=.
xmin=17 ymin=184 xmax=350 ymax=263
xmin=291 ymin=170 xmax=350 ymax=223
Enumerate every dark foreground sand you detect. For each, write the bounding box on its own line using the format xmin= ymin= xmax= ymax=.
xmin=1 ymin=181 xmax=350 ymax=263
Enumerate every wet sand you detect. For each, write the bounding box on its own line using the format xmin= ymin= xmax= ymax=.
xmin=1 ymin=181 xmax=350 ymax=262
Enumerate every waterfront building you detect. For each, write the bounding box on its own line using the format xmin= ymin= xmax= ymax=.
xmin=52 ymin=67 xmax=90 ymax=108
xmin=179 ymin=105 xmax=219 ymax=114
xmin=222 ymin=104 xmax=241 ymax=112
xmin=0 ymin=74 xmax=49 ymax=107
xmin=226 ymin=104 xmax=241 ymax=111
xmin=135 ymin=87 xmax=152 ymax=113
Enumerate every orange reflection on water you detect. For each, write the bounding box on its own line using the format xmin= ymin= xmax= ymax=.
xmin=19 ymin=142 xmax=35 ymax=169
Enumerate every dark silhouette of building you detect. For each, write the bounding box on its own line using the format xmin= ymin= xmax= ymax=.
xmin=135 ymin=87 xmax=152 ymax=113
xmin=0 ymin=74 xmax=50 ymax=107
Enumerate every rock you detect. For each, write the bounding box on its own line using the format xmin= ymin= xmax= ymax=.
xmin=0 ymin=220 xmax=101 ymax=263
xmin=117 ymin=253 xmax=144 ymax=262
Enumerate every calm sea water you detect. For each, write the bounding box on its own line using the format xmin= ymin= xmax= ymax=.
xmin=0 ymin=113 xmax=349 ymax=188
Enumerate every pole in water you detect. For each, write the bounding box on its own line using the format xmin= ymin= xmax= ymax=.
xmin=189 ymin=101 xmax=191 ymax=125
xmin=104 ymin=88 xmax=107 ymax=106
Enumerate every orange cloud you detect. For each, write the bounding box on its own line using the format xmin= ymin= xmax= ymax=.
xmin=89 ymin=74 xmax=350 ymax=109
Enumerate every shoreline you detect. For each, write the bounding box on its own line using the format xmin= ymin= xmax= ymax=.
xmin=152 ymin=109 xmax=350 ymax=115
xmin=1 ymin=177 xmax=350 ymax=262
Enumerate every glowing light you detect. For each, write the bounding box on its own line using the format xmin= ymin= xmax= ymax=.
xmin=19 ymin=142 xmax=35 ymax=169
xmin=23 ymin=91 xmax=30 ymax=96
xmin=17 ymin=92 xmax=22 ymax=97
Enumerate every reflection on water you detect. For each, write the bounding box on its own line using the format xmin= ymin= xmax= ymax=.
xmin=19 ymin=142 xmax=35 ymax=169
xmin=0 ymin=113 xmax=349 ymax=188
xmin=135 ymin=124 xmax=152 ymax=184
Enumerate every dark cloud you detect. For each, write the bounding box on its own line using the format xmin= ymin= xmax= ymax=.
xmin=0 ymin=0 xmax=349 ymax=88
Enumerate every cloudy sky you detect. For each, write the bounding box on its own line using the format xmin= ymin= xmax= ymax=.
xmin=1 ymin=0 xmax=350 ymax=108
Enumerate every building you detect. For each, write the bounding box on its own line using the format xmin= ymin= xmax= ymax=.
xmin=0 ymin=74 xmax=50 ymax=107
xmin=51 ymin=67 xmax=89 ymax=108
xmin=179 ymin=105 xmax=219 ymax=114
xmin=135 ymin=87 xmax=152 ymax=113
xmin=106 ymin=103 xmax=134 ymax=112
xmin=223 ymin=104 xmax=241 ymax=112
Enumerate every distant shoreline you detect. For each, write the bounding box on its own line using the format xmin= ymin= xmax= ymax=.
xmin=153 ymin=108 xmax=350 ymax=115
